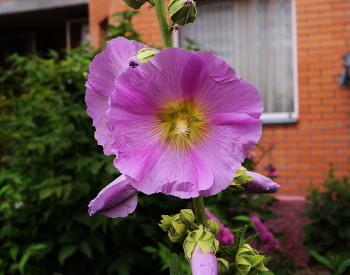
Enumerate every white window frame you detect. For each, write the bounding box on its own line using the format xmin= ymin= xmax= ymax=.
xmin=173 ymin=0 xmax=298 ymax=125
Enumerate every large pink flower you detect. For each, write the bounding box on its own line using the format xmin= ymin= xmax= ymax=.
xmin=85 ymin=37 xmax=149 ymax=155
xmin=108 ymin=47 xmax=262 ymax=198
xmin=87 ymin=39 xmax=263 ymax=199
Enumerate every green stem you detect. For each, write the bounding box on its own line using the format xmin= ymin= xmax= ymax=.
xmin=192 ymin=195 xmax=207 ymax=227
xmin=153 ymin=0 xmax=173 ymax=48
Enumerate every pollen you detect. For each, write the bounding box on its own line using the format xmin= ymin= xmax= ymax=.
xmin=174 ymin=118 xmax=190 ymax=136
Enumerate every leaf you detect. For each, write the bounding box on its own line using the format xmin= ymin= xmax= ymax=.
xmin=10 ymin=246 xmax=18 ymax=261
xmin=170 ymin=253 xmax=186 ymax=275
xmin=79 ymin=241 xmax=92 ymax=259
xmin=232 ymin=225 xmax=248 ymax=252
xmin=309 ymin=250 xmax=333 ymax=270
xmin=233 ymin=215 xmax=251 ymax=222
xmin=244 ymin=233 xmax=260 ymax=245
xmin=337 ymin=258 xmax=350 ymax=273
xmin=58 ymin=245 xmax=78 ymax=265
xmin=218 ymin=246 xmax=236 ymax=258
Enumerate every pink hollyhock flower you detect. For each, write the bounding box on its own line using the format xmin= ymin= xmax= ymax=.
xmin=101 ymin=45 xmax=263 ymax=199
xmin=250 ymin=216 xmax=279 ymax=252
xmin=205 ymin=209 xmax=234 ymax=246
xmin=190 ymin=245 xmax=218 ymax=275
xmin=263 ymin=162 xmax=278 ymax=177
xmin=85 ymin=37 xmax=150 ymax=155
xmin=244 ymin=171 xmax=280 ymax=194
xmin=88 ymin=175 xmax=138 ymax=218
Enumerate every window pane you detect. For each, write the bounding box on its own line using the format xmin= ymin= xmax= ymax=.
xmin=180 ymin=0 xmax=294 ymax=113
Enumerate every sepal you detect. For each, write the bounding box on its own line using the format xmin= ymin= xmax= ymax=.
xmin=122 ymin=0 xmax=147 ymax=9
xmin=168 ymin=0 xmax=197 ymax=26
xmin=183 ymin=225 xmax=219 ymax=261
xmin=217 ymin=258 xmax=230 ymax=275
xmin=180 ymin=209 xmax=195 ymax=225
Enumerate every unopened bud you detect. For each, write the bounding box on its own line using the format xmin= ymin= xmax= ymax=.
xmin=137 ymin=48 xmax=157 ymax=63
xmin=180 ymin=209 xmax=195 ymax=225
xmin=168 ymin=0 xmax=197 ymax=26
xmin=159 ymin=214 xmax=188 ymax=242
xmin=183 ymin=225 xmax=219 ymax=261
xmin=217 ymin=258 xmax=229 ymax=275
xmin=207 ymin=219 xmax=220 ymax=236
xmin=122 ymin=0 xmax=147 ymax=9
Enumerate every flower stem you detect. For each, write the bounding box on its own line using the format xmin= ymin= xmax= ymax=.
xmin=192 ymin=195 xmax=207 ymax=227
xmin=153 ymin=0 xmax=173 ymax=48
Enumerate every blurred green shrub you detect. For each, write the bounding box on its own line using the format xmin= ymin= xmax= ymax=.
xmin=303 ymin=167 xmax=350 ymax=274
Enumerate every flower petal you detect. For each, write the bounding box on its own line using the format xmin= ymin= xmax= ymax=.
xmin=244 ymin=171 xmax=280 ymax=193
xmin=88 ymin=175 xmax=138 ymax=218
xmin=85 ymin=37 xmax=149 ymax=155
xmin=191 ymin=246 xmax=218 ymax=275
xmin=199 ymin=113 xmax=262 ymax=196
xmin=181 ymin=51 xmax=263 ymax=119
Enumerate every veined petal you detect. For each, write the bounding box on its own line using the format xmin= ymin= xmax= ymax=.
xmin=181 ymin=51 xmax=263 ymax=119
xmin=88 ymin=175 xmax=138 ymax=218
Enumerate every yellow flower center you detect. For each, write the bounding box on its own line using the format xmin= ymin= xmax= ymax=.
xmin=155 ymin=99 xmax=209 ymax=151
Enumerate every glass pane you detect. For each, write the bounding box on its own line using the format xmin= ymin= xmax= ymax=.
xmin=180 ymin=0 xmax=294 ymax=113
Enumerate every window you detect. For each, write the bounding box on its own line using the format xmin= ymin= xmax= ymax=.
xmin=66 ymin=18 xmax=89 ymax=49
xmin=0 ymin=33 xmax=36 ymax=67
xmin=177 ymin=0 xmax=298 ymax=124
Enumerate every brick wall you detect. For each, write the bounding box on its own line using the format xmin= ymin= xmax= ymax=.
xmin=89 ymin=0 xmax=163 ymax=49
xmin=259 ymin=0 xmax=350 ymax=196
xmin=88 ymin=0 xmax=350 ymax=197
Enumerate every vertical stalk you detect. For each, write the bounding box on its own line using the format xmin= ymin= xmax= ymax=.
xmin=153 ymin=0 xmax=173 ymax=48
xmin=192 ymin=195 xmax=207 ymax=227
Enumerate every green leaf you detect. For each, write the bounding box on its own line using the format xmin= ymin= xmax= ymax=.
xmin=337 ymin=258 xmax=350 ymax=273
xmin=169 ymin=253 xmax=186 ymax=275
xmin=233 ymin=215 xmax=251 ymax=222
xmin=232 ymin=225 xmax=248 ymax=252
xmin=218 ymin=246 xmax=236 ymax=258
xmin=58 ymin=245 xmax=78 ymax=265
xmin=244 ymin=233 xmax=260 ymax=245
xmin=79 ymin=241 xmax=92 ymax=259
xmin=309 ymin=250 xmax=333 ymax=270
xmin=10 ymin=246 xmax=18 ymax=261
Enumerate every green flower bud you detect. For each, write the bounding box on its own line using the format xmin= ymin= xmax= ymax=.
xmin=122 ymin=0 xmax=148 ymax=9
xmin=159 ymin=214 xmax=188 ymax=242
xmin=225 ymin=166 xmax=253 ymax=192
xmin=236 ymin=244 xmax=268 ymax=275
xmin=207 ymin=219 xmax=220 ymax=236
xmin=180 ymin=209 xmax=195 ymax=225
xmin=217 ymin=258 xmax=230 ymax=275
xmin=136 ymin=48 xmax=157 ymax=63
xmin=168 ymin=0 xmax=197 ymax=26
xmin=183 ymin=225 xmax=219 ymax=261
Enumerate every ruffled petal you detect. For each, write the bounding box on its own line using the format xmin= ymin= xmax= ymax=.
xmin=88 ymin=175 xmax=138 ymax=218
xmin=199 ymin=113 xmax=262 ymax=196
xmin=85 ymin=37 xmax=149 ymax=155
xmin=244 ymin=171 xmax=280 ymax=193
